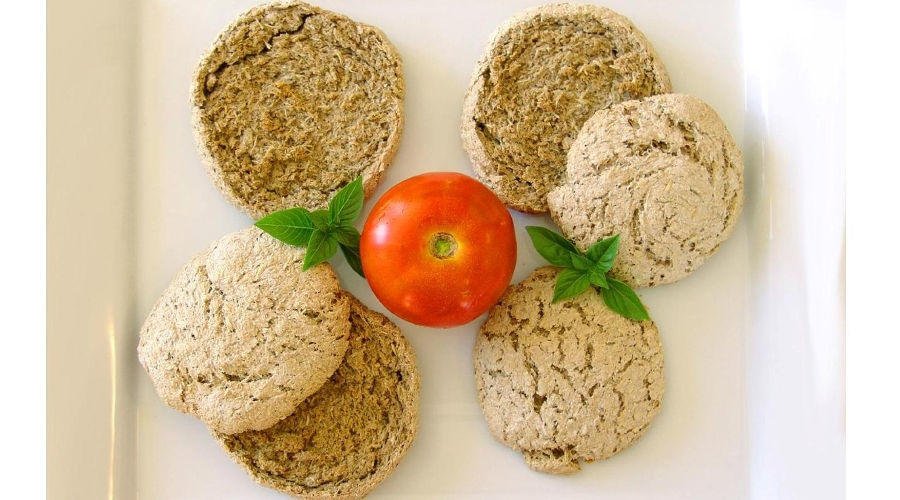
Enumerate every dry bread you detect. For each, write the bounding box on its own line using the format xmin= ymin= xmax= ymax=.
xmin=192 ymin=0 xmax=404 ymax=218
xmin=137 ymin=227 xmax=350 ymax=435
xmin=217 ymin=296 xmax=420 ymax=499
xmin=547 ymin=93 xmax=744 ymax=287
xmin=460 ymin=3 xmax=671 ymax=213
xmin=474 ymin=267 xmax=664 ymax=474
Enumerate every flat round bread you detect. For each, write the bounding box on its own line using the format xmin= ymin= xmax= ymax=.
xmin=547 ymin=93 xmax=744 ymax=287
xmin=137 ymin=227 xmax=350 ymax=435
xmin=460 ymin=3 xmax=671 ymax=213
xmin=192 ymin=0 xmax=404 ymax=218
xmin=474 ymin=267 xmax=664 ymax=474
xmin=217 ymin=296 xmax=420 ymax=498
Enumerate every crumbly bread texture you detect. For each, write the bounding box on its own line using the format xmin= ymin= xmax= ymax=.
xmin=460 ymin=3 xmax=671 ymax=213
xmin=137 ymin=227 xmax=350 ymax=435
xmin=474 ymin=267 xmax=664 ymax=474
xmin=217 ymin=296 xmax=420 ymax=499
xmin=192 ymin=0 xmax=404 ymax=218
xmin=547 ymin=93 xmax=744 ymax=287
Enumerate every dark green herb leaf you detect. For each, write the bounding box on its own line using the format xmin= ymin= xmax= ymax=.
xmin=257 ymin=178 xmax=366 ymax=277
xmin=309 ymin=209 xmax=331 ymax=230
xmin=328 ymin=176 xmax=364 ymax=227
xmin=340 ymin=244 xmax=365 ymax=278
xmin=552 ymin=268 xmax=592 ymax=303
xmin=588 ymin=265 xmax=609 ymax=289
xmin=526 ymin=226 xmax=579 ymax=267
xmin=570 ymin=253 xmax=593 ymax=271
xmin=332 ymin=225 xmax=360 ymax=248
xmin=302 ymin=230 xmax=339 ymax=270
xmin=600 ymin=278 xmax=649 ymax=321
xmin=586 ymin=234 xmax=620 ymax=274
xmin=255 ymin=207 xmax=316 ymax=247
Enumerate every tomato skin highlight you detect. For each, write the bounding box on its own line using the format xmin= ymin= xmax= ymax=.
xmin=360 ymin=172 xmax=517 ymax=328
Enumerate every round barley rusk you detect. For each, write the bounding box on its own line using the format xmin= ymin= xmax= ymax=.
xmin=547 ymin=93 xmax=744 ymax=287
xmin=474 ymin=267 xmax=664 ymax=474
xmin=217 ymin=296 xmax=420 ymax=499
xmin=192 ymin=0 xmax=404 ymax=218
xmin=460 ymin=3 xmax=671 ymax=213
xmin=137 ymin=227 xmax=350 ymax=435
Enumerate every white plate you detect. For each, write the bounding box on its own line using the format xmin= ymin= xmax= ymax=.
xmin=47 ymin=0 xmax=845 ymax=498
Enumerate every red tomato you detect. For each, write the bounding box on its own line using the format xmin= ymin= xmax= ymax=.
xmin=360 ymin=172 xmax=517 ymax=328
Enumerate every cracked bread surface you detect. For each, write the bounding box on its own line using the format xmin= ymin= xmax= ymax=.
xmin=217 ymin=296 xmax=420 ymax=499
xmin=547 ymin=93 xmax=744 ymax=287
xmin=460 ymin=3 xmax=671 ymax=214
xmin=137 ymin=227 xmax=350 ymax=435
xmin=474 ymin=267 xmax=664 ymax=474
xmin=192 ymin=0 xmax=404 ymax=218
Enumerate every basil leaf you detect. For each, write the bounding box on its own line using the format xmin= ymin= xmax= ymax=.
xmin=302 ymin=230 xmax=339 ymax=270
xmin=255 ymin=207 xmax=316 ymax=247
xmin=588 ymin=265 xmax=609 ymax=289
xmin=340 ymin=244 xmax=365 ymax=278
xmin=570 ymin=253 xmax=593 ymax=271
xmin=328 ymin=176 xmax=364 ymax=226
xmin=552 ymin=268 xmax=592 ymax=303
xmin=586 ymin=234 xmax=620 ymax=273
xmin=332 ymin=225 xmax=360 ymax=248
xmin=600 ymin=278 xmax=649 ymax=320
xmin=526 ymin=226 xmax=579 ymax=267
xmin=309 ymin=209 xmax=331 ymax=230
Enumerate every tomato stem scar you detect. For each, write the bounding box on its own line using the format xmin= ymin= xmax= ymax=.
xmin=429 ymin=232 xmax=458 ymax=259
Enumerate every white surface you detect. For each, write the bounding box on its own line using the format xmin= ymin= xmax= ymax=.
xmin=740 ymin=1 xmax=845 ymax=497
xmin=845 ymin=2 xmax=900 ymax=498
xmin=47 ymin=0 xmax=845 ymax=498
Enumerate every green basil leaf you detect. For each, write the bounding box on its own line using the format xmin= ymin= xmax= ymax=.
xmin=302 ymin=230 xmax=338 ymax=270
xmin=586 ymin=234 xmax=620 ymax=273
xmin=552 ymin=268 xmax=592 ymax=303
xmin=526 ymin=226 xmax=580 ymax=267
xmin=328 ymin=176 xmax=364 ymax=227
xmin=588 ymin=266 xmax=609 ymax=289
xmin=309 ymin=209 xmax=331 ymax=230
xmin=332 ymin=225 xmax=360 ymax=248
xmin=255 ymin=207 xmax=316 ymax=247
xmin=340 ymin=244 xmax=365 ymax=278
xmin=600 ymin=278 xmax=649 ymax=321
xmin=570 ymin=253 xmax=593 ymax=271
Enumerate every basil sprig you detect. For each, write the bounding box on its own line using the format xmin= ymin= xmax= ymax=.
xmin=256 ymin=177 xmax=366 ymax=277
xmin=526 ymin=226 xmax=649 ymax=321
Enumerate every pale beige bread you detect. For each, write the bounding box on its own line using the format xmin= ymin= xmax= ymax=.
xmin=547 ymin=93 xmax=744 ymax=287
xmin=137 ymin=227 xmax=350 ymax=435
xmin=460 ymin=3 xmax=671 ymax=213
xmin=217 ymin=296 xmax=420 ymax=499
xmin=192 ymin=1 xmax=404 ymax=218
xmin=474 ymin=267 xmax=664 ymax=474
